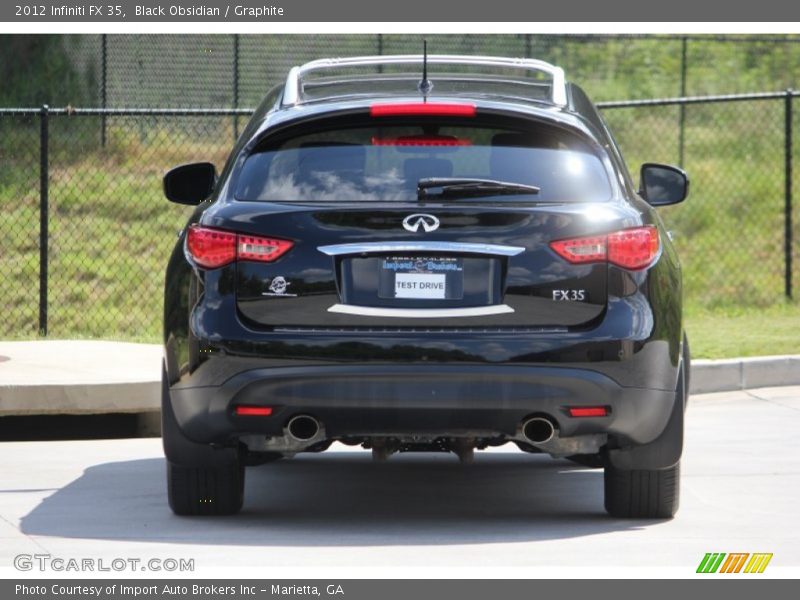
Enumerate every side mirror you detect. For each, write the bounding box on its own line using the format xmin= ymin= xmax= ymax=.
xmin=639 ymin=163 xmax=689 ymax=206
xmin=163 ymin=162 xmax=216 ymax=205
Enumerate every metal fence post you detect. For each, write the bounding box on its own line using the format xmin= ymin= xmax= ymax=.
xmin=785 ymin=89 xmax=794 ymax=300
xmin=39 ymin=104 xmax=49 ymax=336
xmin=233 ymin=34 xmax=240 ymax=140
xmin=678 ymin=36 xmax=688 ymax=167
xmin=101 ymin=34 xmax=107 ymax=147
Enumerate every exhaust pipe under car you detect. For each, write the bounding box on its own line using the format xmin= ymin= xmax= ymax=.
xmin=286 ymin=415 xmax=321 ymax=441
xmin=522 ymin=416 xmax=556 ymax=444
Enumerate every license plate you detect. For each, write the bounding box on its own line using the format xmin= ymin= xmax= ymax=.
xmin=394 ymin=273 xmax=447 ymax=299
xmin=379 ymin=256 xmax=464 ymax=300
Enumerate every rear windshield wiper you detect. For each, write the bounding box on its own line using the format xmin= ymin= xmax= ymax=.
xmin=417 ymin=177 xmax=540 ymax=200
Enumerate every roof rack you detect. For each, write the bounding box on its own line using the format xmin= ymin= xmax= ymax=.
xmin=281 ymin=55 xmax=567 ymax=108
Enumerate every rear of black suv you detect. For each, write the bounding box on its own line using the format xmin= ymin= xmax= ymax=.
xmin=162 ymin=56 xmax=689 ymax=519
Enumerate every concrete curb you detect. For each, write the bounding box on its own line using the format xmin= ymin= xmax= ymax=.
xmin=0 ymin=341 xmax=161 ymax=417
xmin=690 ymin=355 xmax=800 ymax=395
xmin=0 ymin=382 xmax=160 ymax=416
xmin=1 ymin=341 xmax=798 ymax=418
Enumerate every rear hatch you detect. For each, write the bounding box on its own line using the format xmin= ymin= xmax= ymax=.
xmin=221 ymin=106 xmax=626 ymax=329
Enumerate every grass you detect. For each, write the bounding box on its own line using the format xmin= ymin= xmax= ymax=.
xmin=685 ymin=303 xmax=800 ymax=358
xmin=0 ymin=117 xmax=231 ymax=340
xmin=0 ymin=110 xmax=798 ymax=358
xmin=604 ymin=100 xmax=799 ymax=311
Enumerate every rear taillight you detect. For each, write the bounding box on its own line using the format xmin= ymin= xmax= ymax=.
xmin=549 ymin=235 xmax=606 ymax=265
xmin=549 ymin=226 xmax=659 ymax=270
xmin=186 ymin=226 xmax=236 ymax=269
xmin=607 ymin=227 xmax=660 ymax=270
xmin=237 ymin=234 xmax=294 ymax=262
xmin=186 ymin=225 xmax=293 ymax=268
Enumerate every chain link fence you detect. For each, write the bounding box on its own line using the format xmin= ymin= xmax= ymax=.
xmin=0 ymin=111 xmax=41 ymax=337
xmin=2 ymin=35 xmax=799 ymax=105
xmin=599 ymin=93 xmax=796 ymax=309
xmin=1 ymin=108 xmax=250 ymax=339
xmin=30 ymin=33 xmax=800 ymax=110
xmin=0 ymin=92 xmax=797 ymax=340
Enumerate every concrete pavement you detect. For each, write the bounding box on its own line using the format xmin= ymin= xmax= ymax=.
xmin=0 ymin=386 xmax=797 ymax=572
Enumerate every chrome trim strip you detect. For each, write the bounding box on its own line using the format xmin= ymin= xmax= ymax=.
xmin=318 ymin=241 xmax=525 ymax=257
xmin=327 ymin=304 xmax=515 ymax=318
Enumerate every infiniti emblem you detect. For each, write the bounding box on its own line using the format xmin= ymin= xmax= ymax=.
xmin=402 ymin=213 xmax=440 ymax=233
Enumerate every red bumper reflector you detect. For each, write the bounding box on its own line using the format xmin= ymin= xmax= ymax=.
xmin=568 ymin=407 xmax=609 ymax=418
xmin=235 ymin=406 xmax=274 ymax=417
xmin=370 ymin=102 xmax=477 ymax=117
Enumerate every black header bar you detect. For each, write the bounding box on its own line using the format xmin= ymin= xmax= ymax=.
xmin=2 ymin=0 xmax=799 ymax=23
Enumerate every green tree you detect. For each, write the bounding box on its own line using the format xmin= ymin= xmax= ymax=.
xmin=0 ymin=35 xmax=96 ymax=106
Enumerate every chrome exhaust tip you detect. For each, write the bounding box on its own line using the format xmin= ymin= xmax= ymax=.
xmin=522 ymin=417 xmax=556 ymax=444
xmin=286 ymin=415 xmax=321 ymax=441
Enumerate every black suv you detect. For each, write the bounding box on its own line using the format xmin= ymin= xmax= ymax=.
xmin=162 ymin=55 xmax=690 ymax=518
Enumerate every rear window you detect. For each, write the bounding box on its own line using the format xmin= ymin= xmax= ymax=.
xmin=235 ymin=121 xmax=612 ymax=203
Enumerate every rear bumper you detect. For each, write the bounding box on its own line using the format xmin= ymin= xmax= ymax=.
xmin=169 ymin=363 xmax=676 ymax=447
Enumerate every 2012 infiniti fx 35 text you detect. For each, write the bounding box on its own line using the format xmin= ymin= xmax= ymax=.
xmin=161 ymin=54 xmax=690 ymax=518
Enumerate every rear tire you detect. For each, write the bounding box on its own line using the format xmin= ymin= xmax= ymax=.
xmin=167 ymin=461 xmax=244 ymax=516
xmin=162 ymin=364 xmax=244 ymax=516
xmin=603 ymin=356 xmax=685 ymax=519
xmin=604 ymin=462 xmax=680 ymax=519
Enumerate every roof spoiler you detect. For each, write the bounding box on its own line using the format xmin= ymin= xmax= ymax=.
xmin=280 ymin=55 xmax=567 ymax=108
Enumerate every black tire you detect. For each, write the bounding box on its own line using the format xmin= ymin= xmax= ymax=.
xmin=603 ymin=357 xmax=685 ymax=519
xmin=604 ymin=462 xmax=680 ymax=519
xmin=167 ymin=461 xmax=244 ymax=516
xmin=162 ymin=365 xmax=244 ymax=516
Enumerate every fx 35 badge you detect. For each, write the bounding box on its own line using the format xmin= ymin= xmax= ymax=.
xmin=552 ymin=289 xmax=586 ymax=301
